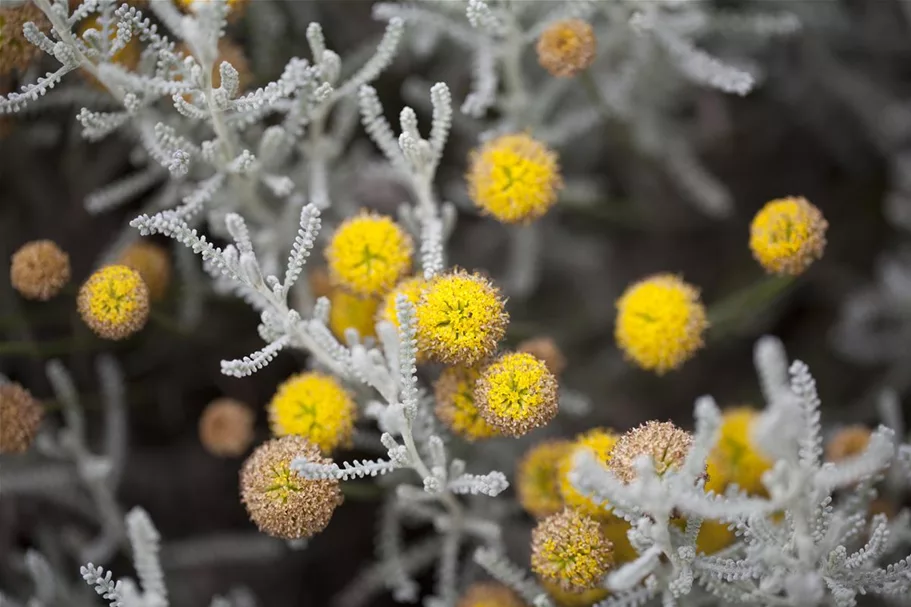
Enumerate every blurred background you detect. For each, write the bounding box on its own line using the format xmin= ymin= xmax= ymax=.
xmin=3 ymin=0 xmax=911 ymax=605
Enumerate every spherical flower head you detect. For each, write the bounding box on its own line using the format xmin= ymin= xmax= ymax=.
xmin=10 ymin=240 xmax=70 ymax=301
xmin=240 ymin=436 xmax=342 ymax=540
xmin=0 ymin=382 xmax=44 ymax=454
xmin=199 ymin=398 xmax=255 ymax=458
xmin=1 ymin=2 xmax=48 ymax=75
xmin=517 ymin=439 xmax=572 ymax=518
xmin=600 ymin=515 xmax=638 ymax=564
xmin=329 ymin=289 xmax=378 ymax=340
xmin=558 ymin=428 xmax=618 ymax=517
xmin=615 ymin=273 xmax=708 ymax=374
xmin=750 ymin=197 xmax=827 ymax=276
xmin=542 ymin=580 xmax=608 ymax=607
xmin=379 ymin=276 xmax=428 ymax=327
xmin=78 ymin=265 xmax=150 ymax=340
xmin=707 ymin=407 xmax=771 ymax=495
xmin=434 ymin=366 xmax=500 ymax=441
xmin=467 ymin=133 xmax=563 ymax=224
xmin=532 ymin=509 xmax=614 ymax=593
xmin=695 ymin=520 xmax=736 ymax=555
xmin=268 ymin=372 xmax=356 ymax=454
xmin=825 ymin=425 xmax=871 ymax=462
xmin=609 ymin=421 xmax=693 ymax=483
xmin=518 ymin=336 xmax=567 ymax=377
xmin=415 ymin=271 xmax=508 ymax=365
xmin=536 ymin=19 xmax=597 ymax=78
xmin=118 ymin=241 xmax=171 ymax=301
xmin=475 ymin=352 xmax=558 ymax=437
xmin=325 ymin=212 xmax=413 ymax=297
xmin=457 ymin=583 xmax=525 ymax=607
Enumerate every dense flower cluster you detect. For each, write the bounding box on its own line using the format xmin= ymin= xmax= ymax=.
xmin=77 ymin=265 xmax=150 ymax=340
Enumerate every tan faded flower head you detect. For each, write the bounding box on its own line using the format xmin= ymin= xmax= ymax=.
xmin=475 ymin=352 xmax=558 ymax=437
xmin=78 ymin=265 xmax=150 ymax=340
xmin=240 ymin=436 xmax=342 ymax=540
xmin=118 ymin=241 xmax=171 ymax=301
xmin=199 ymin=398 xmax=255 ymax=457
xmin=0 ymin=382 xmax=44 ymax=454
xmin=517 ymin=439 xmax=573 ymax=518
xmin=536 ymin=19 xmax=597 ymax=78
xmin=457 ymin=583 xmax=525 ymax=607
xmin=825 ymin=425 xmax=871 ymax=462
xmin=609 ymin=421 xmax=694 ymax=483
xmin=518 ymin=336 xmax=567 ymax=377
xmin=434 ymin=366 xmax=500 ymax=441
xmin=10 ymin=240 xmax=70 ymax=301
xmin=1 ymin=2 xmax=48 ymax=75
xmin=532 ymin=508 xmax=614 ymax=593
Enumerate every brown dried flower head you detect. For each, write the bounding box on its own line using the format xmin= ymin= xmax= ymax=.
xmin=1 ymin=2 xmax=48 ymax=76
xmin=531 ymin=508 xmax=614 ymax=593
xmin=199 ymin=398 xmax=255 ymax=457
xmin=10 ymin=240 xmax=71 ymax=301
xmin=825 ymin=425 xmax=872 ymax=462
xmin=517 ymin=336 xmax=567 ymax=377
xmin=536 ymin=19 xmax=597 ymax=78
xmin=240 ymin=436 xmax=342 ymax=540
xmin=609 ymin=421 xmax=694 ymax=483
xmin=456 ymin=582 xmax=525 ymax=607
xmin=0 ymin=382 xmax=44 ymax=454
xmin=118 ymin=241 xmax=172 ymax=301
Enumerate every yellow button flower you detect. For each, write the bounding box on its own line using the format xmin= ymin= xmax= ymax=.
xmin=329 ymin=289 xmax=379 ymax=340
xmin=609 ymin=421 xmax=693 ymax=484
xmin=457 ymin=583 xmax=525 ymax=607
xmin=118 ymin=241 xmax=171 ymax=301
xmin=467 ymin=133 xmax=562 ymax=224
xmin=558 ymin=428 xmax=618 ymax=518
xmin=708 ymin=407 xmax=772 ymax=496
xmin=532 ymin=509 xmax=614 ymax=593
xmin=433 ymin=366 xmax=500 ymax=441
xmin=326 ymin=212 xmax=413 ymax=297
xmin=615 ymin=273 xmax=708 ymax=374
xmin=268 ymin=372 xmax=357 ymax=454
xmin=517 ymin=439 xmax=573 ymax=518
xmin=77 ymin=265 xmax=150 ymax=340
xmin=240 ymin=436 xmax=342 ymax=540
xmin=475 ymin=352 xmax=558 ymax=437
xmin=415 ymin=270 xmax=508 ymax=365
xmin=542 ymin=580 xmax=608 ymax=607
xmin=536 ymin=19 xmax=597 ymax=78
xmin=696 ymin=520 xmax=736 ymax=555
xmin=750 ymin=196 xmax=827 ymax=275
xmin=378 ymin=276 xmax=427 ymax=328
xmin=600 ymin=515 xmax=638 ymax=564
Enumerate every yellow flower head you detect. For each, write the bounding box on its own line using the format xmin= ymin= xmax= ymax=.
xmin=707 ymin=407 xmax=771 ymax=496
xmin=326 ymin=212 xmax=413 ymax=297
xmin=434 ymin=366 xmax=500 ymax=441
xmin=825 ymin=425 xmax=871 ymax=462
xmin=379 ymin=276 xmax=428 ymax=327
xmin=558 ymin=428 xmax=618 ymax=517
xmin=475 ymin=352 xmax=559 ymax=437
xmin=457 ymin=583 xmax=525 ymax=607
xmin=240 ymin=436 xmax=342 ymax=540
xmin=329 ymin=289 xmax=379 ymax=340
xmin=517 ymin=440 xmax=573 ymax=518
xmin=467 ymin=133 xmax=563 ymax=224
xmin=415 ymin=270 xmax=508 ymax=365
xmin=609 ymin=421 xmax=693 ymax=483
xmin=600 ymin=515 xmax=638 ymax=564
xmin=268 ymin=372 xmax=357 ymax=454
xmin=10 ymin=240 xmax=71 ymax=301
xmin=542 ymin=580 xmax=609 ymax=607
xmin=615 ymin=273 xmax=708 ymax=374
xmin=532 ymin=509 xmax=614 ymax=593
xmin=536 ymin=19 xmax=597 ymax=78
xmin=695 ymin=520 xmax=736 ymax=555
xmin=77 ymin=265 xmax=150 ymax=340
xmin=118 ymin=241 xmax=171 ymax=301
xmin=749 ymin=197 xmax=827 ymax=276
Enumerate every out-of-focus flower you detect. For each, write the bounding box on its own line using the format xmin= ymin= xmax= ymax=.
xmin=326 ymin=212 xmax=413 ymax=297
xmin=536 ymin=19 xmax=597 ymax=78
xmin=0 ymin=382 xmax=44 ymax=454
xmin=825 ymin=425 xmax=872 ymax=462
xmin=558 ymin=428 xmax=618 ymax=517
xmin=517 ymin=439 xmax=572 ymax=518
xmin=517 ymin=336 xmax=567 ymax=377
xmin=434 ymin=366 xmax=500 ymax=441
xmin=1 ymin=2 xmax=48 ymax=76
xmin=118 ymin=241 xmax=171 ymax=301
xmin=199 ymin=398 xmax=255 ymax=458
xmin=750 ymin=197 xmax=827 ymax=276
xmin=456 ymin=583 xmax=525 ymax=607
xmin=10 ymin=240 xmax=70 ymax=301
xmin=329 ymin=289 xmax=379 ymax=340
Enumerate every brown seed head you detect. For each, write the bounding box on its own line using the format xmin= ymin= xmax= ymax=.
xmin=240 ymin=436 xmax=342 ymax=540
xmin=0 ymin=382 xmax=44 ymax=454
xmin=518 ymin=336 xmax=567 ymax=377
xmin=456 ymin=582 xmax=525 ymax=607
xmin=199 ymin=398 xmax=255 ymax=457
xmin=536 ymin=19 xmax=597 ymax=78
xmin=825 ymin=425 xmax=872 ymax=462
xmin=531 ymin=508 xmax=614 ymax=593
xmin=609 ymin=421 xmax=693 ymax=483
xmin=118 ymin=241 xmax=171 ymax=301
xmin=1 ymin=2 xmax=49 ymax=76
xmin=10 ymin=240 xmax=71 ymax=301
